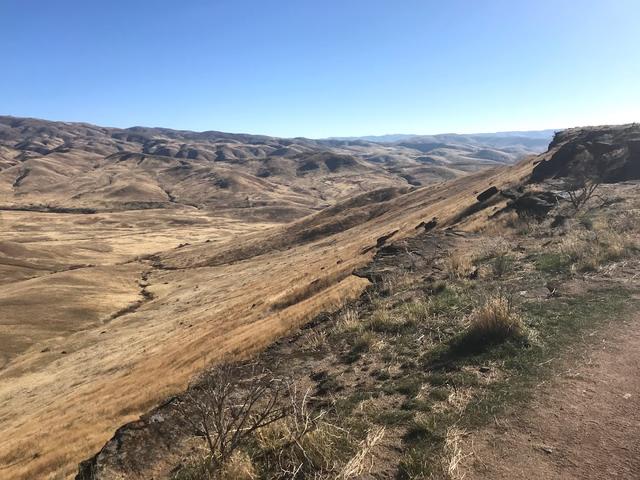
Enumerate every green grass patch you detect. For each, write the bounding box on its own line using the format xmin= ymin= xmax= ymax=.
xmin=463 ymin=288 xmax=633 ymax=426
xmin=399 ymin=287 xmax=635 ymax=476
xmin=534 ymin=252 xmax=573 ymax=274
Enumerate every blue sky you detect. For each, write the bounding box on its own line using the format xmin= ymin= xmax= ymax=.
xmin=1 ymin=0 xmax=638 ymax=137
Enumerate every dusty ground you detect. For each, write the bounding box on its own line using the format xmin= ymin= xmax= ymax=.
xmin=460 ymin=306 xmax=640 ymax=480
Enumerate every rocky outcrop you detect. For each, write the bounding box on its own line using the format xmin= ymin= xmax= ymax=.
xmin=531 ymin=124 xmax=640 ymax=183
xmin=499 ymin=190 xmax=561 ymax=218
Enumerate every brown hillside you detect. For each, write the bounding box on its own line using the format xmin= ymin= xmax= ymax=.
xmin=2 ymin=122 xmax=629 ymax=479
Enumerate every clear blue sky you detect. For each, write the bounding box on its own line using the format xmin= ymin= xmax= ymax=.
xmin=1 ymin=0 xmax=638 ymax=138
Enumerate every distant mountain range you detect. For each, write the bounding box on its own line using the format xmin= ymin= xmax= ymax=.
xmin=0 ymin=116 xmax=554 ymax=220
xmin=328 ymin=129 xmax=556 ymax=147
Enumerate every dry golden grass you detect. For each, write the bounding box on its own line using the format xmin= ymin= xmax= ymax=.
xmin=337 ymin=426 xmax=386 ymax=479
xmin=559 ymin=215 xmax=639 ymax=272
xmin=0 ymin=155 xmax=539 ymax=479
xmin=334 ymin=307 xmax=361 ymax=334
xmin=444 ymin=252 xmax=475 ymax=280
xmin=466 ymin=294 xmax=524 ymax=343
xmin=441 ymin=426 xmax=469 ymax=480
xmin=219 ymin=451 xmax=256 ymax=480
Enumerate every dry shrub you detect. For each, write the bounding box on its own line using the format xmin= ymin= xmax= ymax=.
xmin=254 ymin=387 xmax=357 ymax=478
xmin=219 ymin=451 xmax=255 ymax=480
xmin=444 ymin=253 xmax=474 ymax=280
xmin=465 ymin=294 xmax=523 ymax=344
xmin=176 ymin=364 xmax=289 ymax=472
xmin=334 ymin=308 xmax=361 ymax=334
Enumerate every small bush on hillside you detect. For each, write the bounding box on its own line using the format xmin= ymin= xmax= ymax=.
xmin=444 ymin=253 xmax=474 ymax=280
xmin=175 ymin=364 xmax=289 ymax=473
xmin=464 ymin=294 xmax=524 ymax=345
xmin=561 ymin=160 xmax=602 ymax=212
xmin=251 ymin=386 xmax=379 ymax=479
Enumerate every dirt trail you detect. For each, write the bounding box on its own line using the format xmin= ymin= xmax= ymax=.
xmin=460 ymin=308 xmax=640 ymax=479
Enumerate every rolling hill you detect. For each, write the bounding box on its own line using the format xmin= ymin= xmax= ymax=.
xmin=0 ymin=116 xmax=552 ymax=219
xmin=9 ymin=119 xmax=631 ymax=479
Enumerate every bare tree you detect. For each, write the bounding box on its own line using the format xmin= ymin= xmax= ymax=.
xmin=562 ymin=152 xmax=603 ymax=212
xmin=176 ymin=363 xmax=289 ymax=471
xmin=564 ymin=175 xmax=601 ymax=211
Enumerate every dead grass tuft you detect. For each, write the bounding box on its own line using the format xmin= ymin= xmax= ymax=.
xmin=444 ymin=253 xmax=475 ymax=280
xmin=441 ymin=426 xmax=469 ymax=480
xmin=220 ymin=451 xmax=256 ymax=480
xmin=301 ymin=329 xmax=328 ymax=351
xmin=334 ymin=307 xmax=361 ymax=334
xmin=465 ymin=294 xmax=524 ymax=344
xmin=337 ymin=426 xmax=385 ymax=479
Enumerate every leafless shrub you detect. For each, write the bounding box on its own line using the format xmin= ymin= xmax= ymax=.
xmin=561 ymin=158 xmax=603 ymax=212
xmin=255 ymin=385 xmax=357 ymax=478
xmin=176 ymin=363 xmax=289 ymax=472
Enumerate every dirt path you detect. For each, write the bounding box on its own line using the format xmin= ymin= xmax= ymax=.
xmin=459 ymin=309 xmax=640 ymax=480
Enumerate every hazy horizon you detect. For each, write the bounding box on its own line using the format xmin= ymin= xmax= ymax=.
xmin=0 ymin=112 xmax=563 ymax=140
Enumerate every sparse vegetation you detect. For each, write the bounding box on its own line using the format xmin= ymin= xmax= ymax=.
xmin=491 ymin=253 xmax=513 ymax=279
xmin=175 ymin=363 xmax=290 ymax=473
xmin=464 ymin=293 xmax=524 ymax=346
xmin=561 ymin=160 xmax=603 ymax=212
xmin=444 ymin=253 xmax=474 ymax=280
xmin=17 ymin=118 xmax=636 ymax=480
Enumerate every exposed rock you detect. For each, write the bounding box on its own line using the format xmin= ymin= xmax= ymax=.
xmin=531 ymin=124 xmax=640 ymax=183
xmin=376 ymin=229 xmax=399 ymax=248
xmin=416 ymin=217 xmax=438 ymax=232
xmin=476 ymin=186 xmax=499 ymax=202
xmin=495 ymin=190 xmax=561 ymax=219
xmin=511 ymin=191 xmax=560 ymax=217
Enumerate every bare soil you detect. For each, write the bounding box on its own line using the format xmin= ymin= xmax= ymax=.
xmin=460 ymin=305 xmax=640 ymax=479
